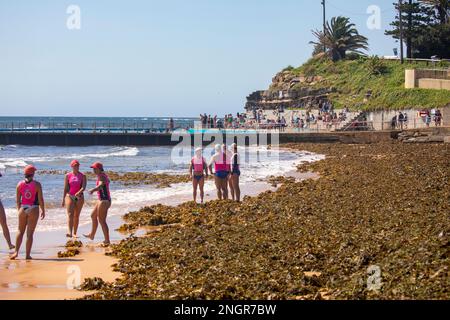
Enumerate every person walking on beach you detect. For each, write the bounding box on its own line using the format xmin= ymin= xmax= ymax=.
xmin=228 ymin=143 xmax=241 ymax=202
xmin=189 ymin=148 xmax=208 ymax=204
xmin=62 ymin=160 xmax=87 ymax=238
xmin=10 ymin=165 xmax=45 ymax=260
xmin=209 ymin=144 xmax=230 ymax=200
xmin=0 ymin=172 xmax=15 ymax=250
xmin=84 ymin=162 xmax=111 ymax=246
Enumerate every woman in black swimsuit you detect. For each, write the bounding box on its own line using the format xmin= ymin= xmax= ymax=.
xmin=228 ymin=143 xmax=241 ymax=202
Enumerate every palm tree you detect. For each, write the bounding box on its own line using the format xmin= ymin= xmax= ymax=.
xmin=310 ymin=16 xmax=369 ymax=62
xmin=420 ymin=0 xmax=449 ymax=24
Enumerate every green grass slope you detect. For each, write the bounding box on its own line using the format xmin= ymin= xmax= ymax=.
xmin=283 ymin=56 xmax=450 ymax=111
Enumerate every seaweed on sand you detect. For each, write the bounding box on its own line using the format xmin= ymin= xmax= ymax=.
xmin=82 ymin=142 xmax=449 ymax=300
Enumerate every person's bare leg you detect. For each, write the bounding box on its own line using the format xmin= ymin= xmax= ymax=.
xmin=25 ymin=208 xmax=39 ymax=260
xmin=65 ymin=196 xmax=75 ymax=237
xmin=0 ymin=202 xmax=14 ymax=249
xmin=221 ymin=178 xmax=229 ymax=200
xmin=214 ymin=177 xmax=223 ymax=200
xmin=10 ymin=209 xmax=27 ymax=260
xmin=83 ymin=203 xmax=98 ymax=240
xmin=192 ymin=179 xmax=198 ymax=203
xmin=199 ymin=177 xmax=205 ymax=204
xmin=228 ymin=176 xmax=235 ymax=201
xmin=73 ymin=198 xmax=84 ymax=238
xmin=233 ymin=175 xmax=241 ymax=202
xmin=97 ymin=201 xmax=111 ymax=245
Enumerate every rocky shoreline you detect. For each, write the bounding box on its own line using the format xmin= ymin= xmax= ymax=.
xmin=81 ymin=142 xmax=449 ymax=300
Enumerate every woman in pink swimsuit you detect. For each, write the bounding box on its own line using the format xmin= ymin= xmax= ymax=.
xmin=62 ymin=160 xmax=87 ymax=238
xmin=0 ymin=172 xmax=15 ymax=250
xmin=10 ymin=165 xmax=45 ymax=260
xmin=189 ymin=147 xmax=208 ymax=204
xmin=84 ymin=162 xmax=111 ymax=246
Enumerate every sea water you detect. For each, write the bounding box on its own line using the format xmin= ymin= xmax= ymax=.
xmin=0 ymin=144 xmax=324 ymax=233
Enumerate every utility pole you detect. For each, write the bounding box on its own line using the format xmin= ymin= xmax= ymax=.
xmin=322 ymin=0 xmax=326 ymax=53
xmin=399 ymin=0 xmax=404 ymax=64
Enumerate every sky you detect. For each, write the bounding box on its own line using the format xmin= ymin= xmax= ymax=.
xmin=0 ymin=0 xmax=400 ymax=117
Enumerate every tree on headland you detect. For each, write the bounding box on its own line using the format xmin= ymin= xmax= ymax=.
xmin=385 ymin=0 xmax=450 ymax=59
xmin=385 ymin=1 xmax=433 ymax=58
xmin=310 ymin=16 xmax=369 ymax=62
xmin=420 ymin=0 xmax=449 ymax=24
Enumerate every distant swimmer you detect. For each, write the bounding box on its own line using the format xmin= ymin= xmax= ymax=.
xmin=62 ymin=160 xmax=87 ymax=238
xmin=0 ymin=172 xmax=15 ymax=250
xmin=10 ymin=165 xmax=46 ymax=260
xmin=209 ymin=144 xmax=230 ymax=200
xmin=228 ymin=143 xmax=241 ymax=202
xmin=84 ymin=162 xmax=111 ymax=246
xmin=189 ymin=147 xmax=208 ymax=204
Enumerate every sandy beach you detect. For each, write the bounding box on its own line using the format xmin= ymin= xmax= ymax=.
xmin=0 ymin=176 xmax=298 ymax=300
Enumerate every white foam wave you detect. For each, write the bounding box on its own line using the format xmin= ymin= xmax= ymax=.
xmin=0 ymin=147 xmax=139 ymax=168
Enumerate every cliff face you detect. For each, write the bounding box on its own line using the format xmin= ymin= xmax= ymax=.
xmin=245 ymin=70 xmax=335 ymax=111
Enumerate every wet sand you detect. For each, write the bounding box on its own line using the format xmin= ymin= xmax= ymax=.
xmin=0 ymin=175 xmax=317 ymax=300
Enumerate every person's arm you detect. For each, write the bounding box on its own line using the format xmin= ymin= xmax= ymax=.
xmin=62 ymin=175 xmax=69 ymax=207
xmin=37 ymin=182 xmax=45 ymax=220
xmin=189 ymin=161 xmax=193 ymax=179
xmin=75 ymin=175 xmax=87 ymax=197
xmin=203 ymin=158 xmax=209 ymax=177
xmin=89 ymin=175 xmax=105 ymax=194
xmin=16 ymin=184 xmax=21 ymax=211
xmin=208 ymin=155 xmax=215 ymax=175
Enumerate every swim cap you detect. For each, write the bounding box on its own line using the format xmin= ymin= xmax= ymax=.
xmin=71 ymin=160 xmax=80 ymax=167
xmin=24 ymin=165 xmax=37 ymax=176
xmin=90 ymin=162 xmax=104 ymax=170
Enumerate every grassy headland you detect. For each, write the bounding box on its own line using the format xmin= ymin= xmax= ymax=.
xmin=277 ymin=56 xmax=450 ymax=111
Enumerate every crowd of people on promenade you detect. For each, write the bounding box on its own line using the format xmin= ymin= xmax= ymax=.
xmin=391 ymin=109 xmax=443 ymax=130
xmin=196 ymin=103 xmax=353 ymax=131
xmin=0 ymin=144 xmax=242 ymax=259
xmin=198 ymin=113 xmax=248 ymax=129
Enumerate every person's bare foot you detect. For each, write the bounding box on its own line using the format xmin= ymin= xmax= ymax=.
xmin=83 ymin=234 xmax=94 ymax=240
xmin=73 ymin=234 xmax=78 ymax=239
xmin=8 ymin=244 xmax=15 ymax=250
xmin=101 ymin=241 xmax=110 ymax=247
xmin=66 ymin=233 xmax=72 ymax=238
xmin=25 ymin=256 xmax=33 ymax=260
xmin=9 ymin=252 xmax=18 ymax=260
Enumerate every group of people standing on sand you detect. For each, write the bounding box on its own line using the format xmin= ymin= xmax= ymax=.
xmin=1 ymin=144 xmax=242 ymax=259
xmin=189 ymin=143 xmax=241 ymax=204
xmin=0 ymin=161 xmax=112 ymax=260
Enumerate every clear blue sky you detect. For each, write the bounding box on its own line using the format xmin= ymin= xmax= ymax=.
xmin=0 ymin=0 xmax=399 ymax=117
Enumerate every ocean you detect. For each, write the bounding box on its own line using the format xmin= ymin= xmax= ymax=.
xmin=0 ymin=143 xmax=325 ymax=234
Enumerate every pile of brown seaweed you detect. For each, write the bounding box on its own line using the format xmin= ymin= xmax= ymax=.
xmin=58 ymin=240 xmax=83 ymax=258
xmin=86 ymin=172 xmax=192 ymax=188
xmin=39 ymin=170 xmax=192 ymax=188
xmin=83 ymin=143 xmax=449 ymax=300
xmin=78 ymin=277 xmax=107 ymax=291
